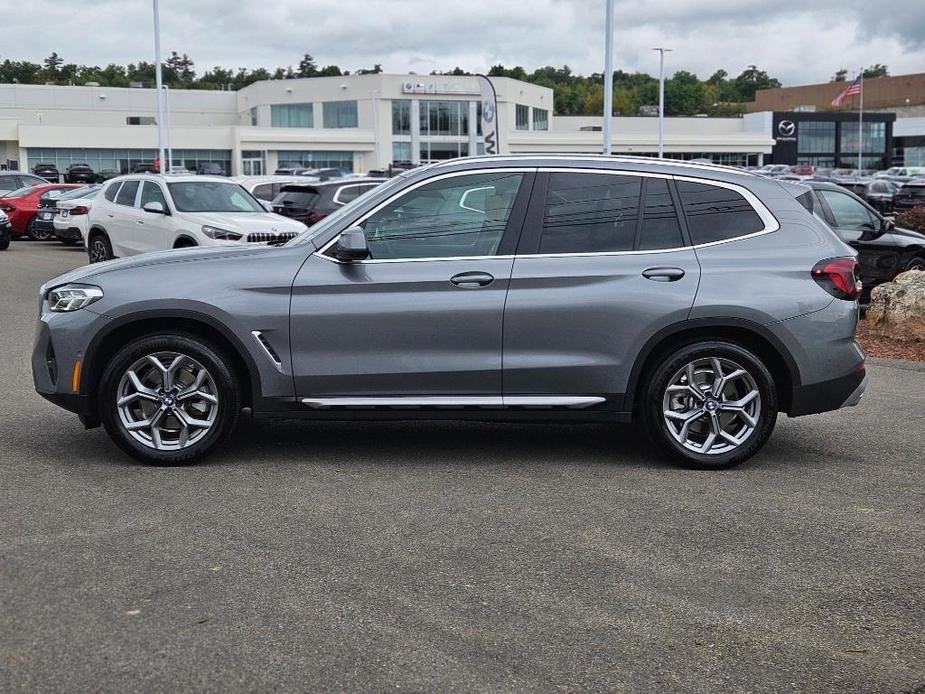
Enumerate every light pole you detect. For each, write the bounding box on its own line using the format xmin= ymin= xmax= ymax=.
xmin=163 ymin=85 xmax=172 ymax=171
xmin=653 ymin=47 xmax=672 ymax=159
xmin=602 ymin=0 xmax=614 ymax=155
xmin=152 ymin=0 xmax=166 ymax=173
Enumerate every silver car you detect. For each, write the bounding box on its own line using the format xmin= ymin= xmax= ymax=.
xmin=32 ymin=155 xmax=867 ymax=469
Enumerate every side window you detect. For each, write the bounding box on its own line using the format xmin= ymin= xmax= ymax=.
xmin=0 ymin=177 xmax=17 ymax=191
xmin=104 ymin=182 xmax=122 ymax=202
xmin=819 ymin=190 xmax=878 ymax=229
xmin=252 ymin=184 xmax=272 ymax=201
xmin=360 ymin=171 xmax=524 ymax=260
xmin=115 ymin=180 xmax=140 ymax=207
xmin=139 ymin=181 xmax=168 ymax=208
xmin=540 ymin=172 xmax=641 ymax=254
xmin=638 ymin=177 xmax=683 ymax=250
xmin=335 ymin=185 xmax=360 ymax=205
xmin=676 ymin=180 xmax=765 ymax=244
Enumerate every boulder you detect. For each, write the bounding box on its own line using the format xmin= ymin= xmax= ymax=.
xmin=867 ymin=269 xmax=925 ymax=342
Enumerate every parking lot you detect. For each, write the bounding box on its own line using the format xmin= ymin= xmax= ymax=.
xmin=1 ymin=242 xmax=923 ymax=692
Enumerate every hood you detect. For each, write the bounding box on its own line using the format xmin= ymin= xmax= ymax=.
xmin=178 ymin=211 xmax=305 ymax=234
xmin=41 ymin=244 xmax=275 ymax=292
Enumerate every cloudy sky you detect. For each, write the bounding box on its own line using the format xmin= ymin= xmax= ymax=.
xmin=1 ymin=0 xmax=924 ymax=85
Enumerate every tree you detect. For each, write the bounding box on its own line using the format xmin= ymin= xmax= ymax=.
xmin=165 ymin=52 xmax=195 ymax=85
xmin=665 ymin=70 xmax=708 ymax=115
xmin=832 ymin=68 xmax=848 ymax=82
xmin=732 ymin=65 xmax=781 ymax=100
xmin=863 ymin=64 xmax=889 ymax=79
xmin=297 ymin=53 xmax=317 ymax=78
xmin=42 ymin=52 xmax=64 ymax=78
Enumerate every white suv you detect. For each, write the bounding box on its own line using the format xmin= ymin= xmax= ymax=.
xmin=86 ymin=175 xmax=306 ymax=263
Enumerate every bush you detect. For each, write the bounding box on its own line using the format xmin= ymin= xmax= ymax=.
xmin=896 ymin=205 xmax=925 ymax=233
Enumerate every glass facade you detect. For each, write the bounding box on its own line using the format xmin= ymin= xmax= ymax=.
xmin=392 ymin=100 xmax=411 ymax=135
xmin=516 ymin=104 xmax=529 ymax=130
xmin=419 ymin=141 xmax=469 ymax=161
xmin=840 ymin=122 xmax=886 ymax=154
xmin=322 ymin=101 xmax=358 ymax=128
xmin=392 ymin=142 xmax=412 ymax=163
xmin=797 ymin=121 xmax=835 ymax=153
xmin=26 ymin=148 xmax=231 ymax=175
xmin=276 ymin=150 xmax=354 ymax=172
xmin=533 ymin=108 xmax=549 ymax=131
xmin=905 ymin=147 xmax=925 ymax=166
xmin=419 ymin=100 xmax=469 ymax=137
xmin=271 ymin=103 xmax=313 ymax=128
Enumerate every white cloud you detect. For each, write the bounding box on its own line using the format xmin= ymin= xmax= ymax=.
xmin=0 ymin=0 xmax=922 ymax=85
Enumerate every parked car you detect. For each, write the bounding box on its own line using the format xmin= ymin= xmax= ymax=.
xmin=790 ymin=163 xmax=815 ymax=176
xmin=0 ymin=183 xmax=83 ymax=240
xmin=0 ymin=171 xmax=49 ymax=193
xmin=32 ymin=163 xmax=61 ymax=182
xmin=131 ymin=162 xmax=158 ymax=174
xmin=229 ymin=175 xmax=307 ymax=202
xmin=35 ymin=156 xmax=867 ymax=469
xmin=273 ymin=167 xmax=346 ymax=180
xmin=196 ymin=162 xmax=226 ymax=176
xmin=892 ymin=179 xmax=925 ymax=212
xmin=271 ymin=178 xmax=385 ymax=226
xmin=97 ymin=168 xmax=121 ymax=182
xmin=84 ymin=175 xmax=306 ymax=262
xmin=857 ymin=179 xmax=900 ymax=214
xmin=755 ymin=164 xmax=791 ymax=178
xmin=0 ymin=210 xmax=10 ymax=250
xmin=803 ymin=180 xmax=925 ymax=289
xmin=64 ymin=164 xmax=97 ymax=184
xmin=31 ymin=185 xmax=91 ymax=241
xmin=51 ymin=185 xmax=102 ymax=245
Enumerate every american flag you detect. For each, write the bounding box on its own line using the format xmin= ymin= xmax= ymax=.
xmin=831 ymin=77 xmax=862 ymax=107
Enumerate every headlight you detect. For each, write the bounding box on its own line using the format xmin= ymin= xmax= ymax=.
xmin=201 ymin=225 xmax=242 ymax=241
xmin=47 ymin=284 xmax=104 ymax=312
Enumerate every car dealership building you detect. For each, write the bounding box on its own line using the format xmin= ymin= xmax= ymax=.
xmin=0 ymin=74 xmax=780 ymax=176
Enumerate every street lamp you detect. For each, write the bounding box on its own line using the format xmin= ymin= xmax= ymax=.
xmin=652 ymin=47 xmax=672 ymax=159
xmin=602 ymin=0 xmax=615 ymax=155
xmin=152 ymin=0 xmax=166 ymax=173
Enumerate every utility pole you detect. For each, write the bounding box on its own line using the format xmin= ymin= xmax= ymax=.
xmin=153 ymin=0 xmax=166 ymax=174
xmin=602 ymin=0 xmax=614 ymax=154
xmin=653 ymin=47 xmax=672 ymax=158
xmin=858 ymin=69 xmax=864 ymax=173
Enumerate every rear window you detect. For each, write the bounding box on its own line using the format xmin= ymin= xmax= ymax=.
xmin=104 ymin=182 xmax=121 ymax=202
xmin=274 ymin=189 xmax=321 ymax=209
xmin=116 ymin=181 xmax=140 ymax=206
xmin=676 ymin=180 xmax=765 ymax=245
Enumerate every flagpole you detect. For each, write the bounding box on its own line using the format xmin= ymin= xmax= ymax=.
xmin=858 ymin=69 xmax=863 ymax=173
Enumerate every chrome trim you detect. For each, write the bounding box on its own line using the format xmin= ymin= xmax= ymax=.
xmin=251 ymin=331 xmax=282 ymax=369
xmin=301 ymin=395 xmax=606 ymax=409
xmin=332 ymin=183 xmax=379 ymax=206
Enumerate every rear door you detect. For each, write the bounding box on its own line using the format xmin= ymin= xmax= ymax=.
xmin=502 ymin=169 xmax=700 ymax=410
xmin=108 ymin=180 xmax=142 ymax=256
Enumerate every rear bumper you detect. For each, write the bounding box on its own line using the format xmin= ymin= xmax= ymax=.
xmin=788 ymin=364 xmax=867 ymax=417
xmin=54 ymin=226 xmax=83 ymax=241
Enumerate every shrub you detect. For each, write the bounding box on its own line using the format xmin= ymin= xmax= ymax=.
xmin=896 ymin=205 xmax=925 ymax=233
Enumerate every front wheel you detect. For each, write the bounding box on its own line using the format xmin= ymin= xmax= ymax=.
xmin=99 ymin=334 xmax=241 ymax=465
xmin=643 ymin=341 xmax=778 ymax=470
xmin=27 ymin=217 xmax=54 ymax=241
xmin=0 ymin=229 xmax=9 ymax=250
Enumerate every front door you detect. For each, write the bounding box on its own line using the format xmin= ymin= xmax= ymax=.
xmin=815 ymin=187 xmax=898 ymax=284
xmin=289 ymin=169 xmax=532 ymax=401
xmin=502 ymin=170 xmax=701 ymax=410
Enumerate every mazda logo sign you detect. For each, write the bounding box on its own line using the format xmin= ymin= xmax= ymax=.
xmin=778 ymin=120 xmax=796 ymax=137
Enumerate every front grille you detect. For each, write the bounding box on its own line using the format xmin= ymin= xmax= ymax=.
xmin=246 ymin=232 xmax=299 ymax=244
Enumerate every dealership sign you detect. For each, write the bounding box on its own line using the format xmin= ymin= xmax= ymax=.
xmin=476 ymin=75 xmax=500 ymax=155
xmin=777 ymin=120 xmax=797 ymax=142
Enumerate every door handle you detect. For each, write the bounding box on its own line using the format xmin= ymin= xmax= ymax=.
xmin=450 ymin=271 xmax=494 ymax=288
xmin=642 ymin=267 xmax=685 ymax=282
xmin=136 ymin=220 xmax=145 ymax=225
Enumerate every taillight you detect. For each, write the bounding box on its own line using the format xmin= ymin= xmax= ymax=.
xmin=812 ymin=258 xmax=862 ymax=301
xmin=70 ymin=206 xmax=89 ymax=215
xmin=306 ymin=210 xmax=327 ymax=225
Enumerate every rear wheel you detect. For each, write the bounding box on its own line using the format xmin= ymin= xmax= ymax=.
xmin=99 ymin=334 xmax=241 ymax=465
xmin=88 ymin=233 xmax=113 ymax=263
xmin=643 ymin=341 xmax=778 ymax=470
xmin=0 ymin=228 xmax=9 ymax=250
xmin=27 ymin=217 xmax=54 ymax=241
xmin=906 ymin=256 xmax=925 ymax=273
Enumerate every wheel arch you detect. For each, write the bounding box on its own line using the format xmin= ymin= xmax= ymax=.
xmin=173 ymin=235 xmax=198 ymax=248
xmin=626 ymin=318 xmax=801 ymax=417
xmin=81 ymin=310 xmax=260 ymax=421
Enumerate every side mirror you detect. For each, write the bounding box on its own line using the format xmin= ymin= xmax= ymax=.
xmin=882 ymin=218 xmax=895 ymax=232
xmin=142 ymin=201 xmax=167 ymax=215
xmin=334 ymin=226 xmax=370 ymax=261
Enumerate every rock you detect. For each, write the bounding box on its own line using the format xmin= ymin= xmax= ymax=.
xmin=867 ymin=269 xmax=925 ymax=342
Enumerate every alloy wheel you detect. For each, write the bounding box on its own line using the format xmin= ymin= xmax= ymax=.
xmin=116 ymin=351 xmax=219 ymax=451
xmin=89 ymin=238 xmax=109 ymax=262
xmin=29 ymin=220 xmax=54 ymax=241
xmin=662 ymin=356 xmax=761 ymax=455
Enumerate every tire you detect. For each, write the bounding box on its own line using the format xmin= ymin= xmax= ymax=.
xmin=27 ymin=217 xmax=54 ymax=241
xmin=0 ymin=230 xmax=9 ymax=250
xmin=642 ymin=341 xmax=778 ymax=470
xmin=906 ymin=256 xmax=925 ymax=272
xmin=87 ymin=233 xmax=113 ymax=263
xmin=98 ymin=333 xmax=241 ymax=465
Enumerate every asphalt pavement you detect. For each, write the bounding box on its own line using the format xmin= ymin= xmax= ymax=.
xmin=1 ymin=241 xmax=923 ymax=693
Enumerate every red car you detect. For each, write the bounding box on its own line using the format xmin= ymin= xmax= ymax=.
xmin=0 ymin=184 xmax=83 ymax=240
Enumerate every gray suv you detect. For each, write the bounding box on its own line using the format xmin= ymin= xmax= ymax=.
xmin=32 ymin=156 xmax=867 ymax=469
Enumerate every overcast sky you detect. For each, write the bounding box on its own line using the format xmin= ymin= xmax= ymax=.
xmin=1 ymin=0 xmax=923 ymax=85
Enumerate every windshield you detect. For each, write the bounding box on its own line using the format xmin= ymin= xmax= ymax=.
xmin=286 ymin=174 xmax=407 ymax=247
xmin=166 ymin=181 xmax=263 ymax=212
